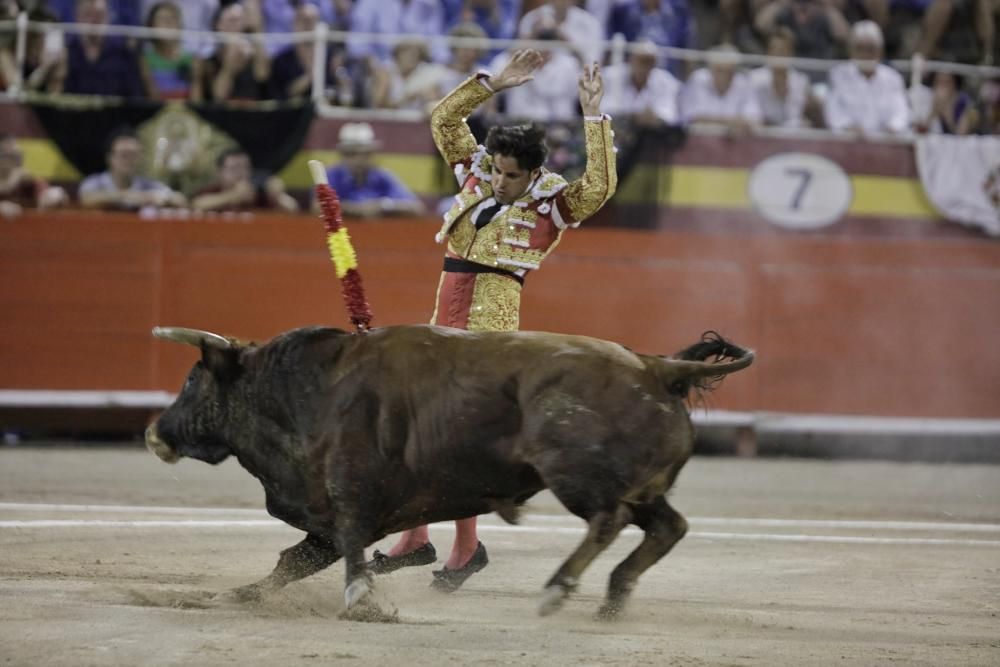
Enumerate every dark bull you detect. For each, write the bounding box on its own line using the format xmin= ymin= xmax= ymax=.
xmin=146 ymin=324 xmax=753 ymax=620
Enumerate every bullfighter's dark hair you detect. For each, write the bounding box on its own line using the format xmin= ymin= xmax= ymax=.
xmin=104 ymin=126 xmax=139 ymax=156
xmin=485 ymin=123 xmax=548 ymax=172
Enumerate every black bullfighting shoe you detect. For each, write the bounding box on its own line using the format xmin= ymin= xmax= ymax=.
xmin=429 ymin=542 xmax=489 ymax=593
xmin=367 ymin=542 xmax=437 ymax=575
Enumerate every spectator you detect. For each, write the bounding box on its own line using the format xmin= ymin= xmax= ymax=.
xmin=78 ymin=127 xmax=187 ymax=210
xmin=196 ymin=2 xmax=270 ymax=102
xmin=718 ymin=0 xmax=771 ymax=49
xmin=488 ymin=36 xmax=581 ymax=122
xmin=601 ymin=40 xmax=681 ymax=126
xmin=268 ymin=3 xmax=345 ymax=100
xmin=315 ymin=122 xmax=425 ymax=218
xmin=191 ymin=147 xmax=298 ymax=212
xmin=258 ymin=0 xmax=346 ymax=55
xmin=681 ymin=45 xmax=763 ymax=135
xmin=446 ymin=0 xmax=521 ymax=61
xmin=916 ymin=0 xmax=994 ymax=65
xmin=371 ymin=38 xmax=449 ymax=111
xmin=140 ymin=0 xmax=219 ymax=57
xmin=749 ymin=28 xmax=812 ymax=127
xmin=49 ymin=0 xmax=141 ymax=24
xmin=518 ymin=0 xmax=604 ymax=66
xmin=348 ymin=0 xmax=447 ymax=63
xmin=979 ymin=77 xmax=1000 ymax=134
xmin=0 ymin=3 xmax=64 ymax=93
xmin=913 ymin=70 xmax=980 ymax=134
xmin=141 ymin=1 xmax=202 ymax=99
xmin=607 ymin=0 xmax=696 ymax=75
xmin=754 ymin=0 xmax=849 ymax=66
xmin=0 ymin=134 xmax=68 ymax=219
xmin=824 ymin=20 xmax=909 ymax=136
xmin=57 ymin=0 xmax=146 ymax=97
xmin=440 ymin=22 xmax=489 ymax=93
xmin=850 ymin=0 xmax=889 ymax=30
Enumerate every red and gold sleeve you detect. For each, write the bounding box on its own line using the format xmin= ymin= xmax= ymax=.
xmin=554 ymin=116 xmax=617 ymax=227
xmin=429 ymin=73 xmax=494 ymax=167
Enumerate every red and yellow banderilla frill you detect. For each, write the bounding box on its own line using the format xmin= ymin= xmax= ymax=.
xmin=308 ymin=159 xmax=373 ymax=333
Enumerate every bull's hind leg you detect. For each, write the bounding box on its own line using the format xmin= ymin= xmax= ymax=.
xmin=597 ymin=496 xmax=688 ymax=620
xmin=538 ymin=503 xmax=633 ymax=616
xmin=230 ymin=533 xmax=340 ymax=602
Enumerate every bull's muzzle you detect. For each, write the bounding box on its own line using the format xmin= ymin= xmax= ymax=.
xmin=145 ymin=424 xmax=181 ymax=464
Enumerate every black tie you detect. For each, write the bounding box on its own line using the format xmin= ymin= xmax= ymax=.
xmin=474 ymin=201 xmax=503 ymax=230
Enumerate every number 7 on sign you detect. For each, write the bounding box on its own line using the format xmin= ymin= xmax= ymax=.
xmin=785 ymin=167 xmax=812 ymax=210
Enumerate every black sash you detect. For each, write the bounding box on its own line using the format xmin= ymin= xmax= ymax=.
xmin=443 ymin=257 xmax=525 ymax=285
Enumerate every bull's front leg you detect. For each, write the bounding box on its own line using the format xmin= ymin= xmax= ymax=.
xmin=229 ymin=533 xmax=340 ymax=602
xmin=330 ymin=520 xmax=397 ymax=622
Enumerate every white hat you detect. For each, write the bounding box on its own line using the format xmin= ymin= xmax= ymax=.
xmin=851 ymin=20 xmax=884 ymax=48
xmin=336 ymin=122 xmax=380 ymax=152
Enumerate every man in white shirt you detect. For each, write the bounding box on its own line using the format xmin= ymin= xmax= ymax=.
xmin=518 ymin=0 xmax=604 ymax=66
xmin=823 ymin=20 xmax=910 ymax=136
xmin=682 ymin=45 xmax=763 ymax=135
xmin=79 ymin=128 xmax=186 ymax=211
xmin=602 ymin=41 xmax=681 ymax=126
xmin=488 ymin=45 xmax=581 ymax=122
xmin=749 ymin=29 xmax=812 ymax=128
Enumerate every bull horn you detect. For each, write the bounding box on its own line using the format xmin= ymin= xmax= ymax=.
xmin=152 ymin=326 xmax=232 ymax=349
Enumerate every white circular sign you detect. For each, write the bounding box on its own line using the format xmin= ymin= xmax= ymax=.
xmin=747 ymin=152 xmax=853 ymax=230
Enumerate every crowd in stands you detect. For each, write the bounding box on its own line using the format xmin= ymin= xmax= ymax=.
xmin=1 ymin=0 xmax=998 ymax=218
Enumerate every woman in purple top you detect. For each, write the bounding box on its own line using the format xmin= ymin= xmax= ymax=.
xmin=923 ymin=71 xmax=980 ymax=135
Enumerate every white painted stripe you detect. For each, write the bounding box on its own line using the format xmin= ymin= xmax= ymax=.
xmin=4 ymin=503 xmax=999 ymax=534
xmin=0 ymin=502 xmax=265 ymax=515
xmin=2 ymin=392 xmax=998 ymax=437
xmin=1 ymin=519 xmax=997 ymax=547
xmin=0 ymin=520 xmax=280 ymax=528
xmin=527 ymin=513 xmax=1000 ymax=533
xmin=0 ymin=390 xmax=176 ymax=408
xmin=688 ymin=531 xmax=1000 ymax=547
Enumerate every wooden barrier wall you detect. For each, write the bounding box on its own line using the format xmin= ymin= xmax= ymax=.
xmin=2 ymin=210 xmax=999 ymax=419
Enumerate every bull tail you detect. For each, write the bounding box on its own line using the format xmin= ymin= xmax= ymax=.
xmin=651 ymin=331 xmax=754 ymax=398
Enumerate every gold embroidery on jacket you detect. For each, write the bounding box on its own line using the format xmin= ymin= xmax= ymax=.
xmin=429 ymin=76 xmax=493 ymax=165
xmin=562 ymin=119 xmax=617 ymax=223
xmin=468 ymin=273 xmax=521 ymax=332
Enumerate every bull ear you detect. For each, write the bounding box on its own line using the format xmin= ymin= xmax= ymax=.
xmin=201 ymin=344 xmax=243 ymax=382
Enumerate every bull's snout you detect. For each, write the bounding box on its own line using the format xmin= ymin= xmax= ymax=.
xmin=145 ymin=423 xmax=181 ymax=464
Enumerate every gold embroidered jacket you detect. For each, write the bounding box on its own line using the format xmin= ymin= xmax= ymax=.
xmin=429 ymin=73 xmax=617 ymax=273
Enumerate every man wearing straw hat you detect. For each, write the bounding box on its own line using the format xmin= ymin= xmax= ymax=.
xmin=317 ymin=122 xmax=425 ymax=218
xmin=367 ymin=48 xmax=617 ymax=592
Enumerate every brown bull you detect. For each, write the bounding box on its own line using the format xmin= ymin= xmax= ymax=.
xmin=146 ymin=324 xmax=753 ymax=620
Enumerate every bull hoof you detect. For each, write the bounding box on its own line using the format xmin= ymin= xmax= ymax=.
xmin=338 ymin=596 xmax=399 ymax=624
xmin=595 ymin=600 xmax=625 ymax=621
xmin=226 ymin=583 xmax=266 ymax=603
xmin=538 ymin=584 xmax=568 ymax=616
xmin=344 ymin=577 xmax=372 ymax=610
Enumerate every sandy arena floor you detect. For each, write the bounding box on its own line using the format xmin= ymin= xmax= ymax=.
xmin=1 ymin=445 xmax=998 ymax=666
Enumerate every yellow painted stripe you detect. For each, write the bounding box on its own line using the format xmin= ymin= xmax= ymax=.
xmin=849 ymin=175 xmax=936 ymax=217
xmin=616 ymin=164 xmax=936 ymax=219
xmin=19 ymin=140 xmax=938 ymax=219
